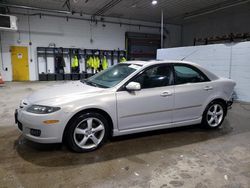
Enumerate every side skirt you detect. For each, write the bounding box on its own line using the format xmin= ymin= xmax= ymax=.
xmin=112 ymin=117 xmax=202 ymax=136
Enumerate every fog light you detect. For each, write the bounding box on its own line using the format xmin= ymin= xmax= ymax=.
xmin=30 ymin=129 xmax=41 ymax=137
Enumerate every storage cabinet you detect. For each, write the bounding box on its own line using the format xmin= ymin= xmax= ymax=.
xmin=37 ymin=47 xmax=126 ymax=81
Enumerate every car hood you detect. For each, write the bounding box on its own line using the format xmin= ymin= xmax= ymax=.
xmin=26 ymin=81 xmax=106 ymax=105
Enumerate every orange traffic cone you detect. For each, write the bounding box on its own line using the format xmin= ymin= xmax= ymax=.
xmin=0 ymin=73 xmax=4 ymax=85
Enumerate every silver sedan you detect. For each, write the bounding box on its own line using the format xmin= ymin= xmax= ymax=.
xmin=15 ymin=60 xmax=236 ymax=152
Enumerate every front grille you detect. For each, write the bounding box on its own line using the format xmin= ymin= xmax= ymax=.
xmin=30 ymin=129 xmax=41 ymax=137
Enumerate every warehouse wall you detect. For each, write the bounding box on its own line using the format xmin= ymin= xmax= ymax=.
xmin=157 ymin=41 xmax=250 ymax=102
xmin=182 ymin=3 xmax=250 ymax=46
xmin=0 ymin=12 xmax=181 ymax=81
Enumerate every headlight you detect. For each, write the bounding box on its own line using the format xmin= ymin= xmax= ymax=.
xmin=26 ymin=105 xmax=61 ymax=114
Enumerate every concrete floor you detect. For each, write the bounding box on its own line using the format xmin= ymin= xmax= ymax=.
xmin=0 ymin=81 xmax=250 ymax=188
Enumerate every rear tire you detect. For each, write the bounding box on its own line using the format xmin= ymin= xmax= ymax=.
xmin=202 ymin=101 xmax=226 ymax=129
xmin=65 ymin=112 xmax=109 ymax=152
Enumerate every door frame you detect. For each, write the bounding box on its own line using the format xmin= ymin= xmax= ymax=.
xmin=116 ymin=63 xmax=175 ymax=130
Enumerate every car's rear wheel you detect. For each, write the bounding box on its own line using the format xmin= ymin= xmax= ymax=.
xmin=202 ymin=101 xmax=226 ymax=129
xmin=65 ymin=112 xmax=109 ymax=152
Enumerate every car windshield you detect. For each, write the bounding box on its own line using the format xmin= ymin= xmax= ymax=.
xmin=82 ymin=63 xmax=142 ymax=88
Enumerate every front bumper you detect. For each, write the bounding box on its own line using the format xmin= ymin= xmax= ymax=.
xmin=15 ymin=108 xmax=68 ymax=144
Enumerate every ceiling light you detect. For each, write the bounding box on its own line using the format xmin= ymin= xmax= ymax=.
xmin=152 ymin=0 xmax=158 ymax=5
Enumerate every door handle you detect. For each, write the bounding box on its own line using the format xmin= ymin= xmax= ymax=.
xmin=161 ymin=91 xmax=172 ymax=97
xmin=204 ymin=86 xmax=213 ymax=91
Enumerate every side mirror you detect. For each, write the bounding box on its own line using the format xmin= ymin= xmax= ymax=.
xmin=125 ymin=82 xmax=141 ymax=91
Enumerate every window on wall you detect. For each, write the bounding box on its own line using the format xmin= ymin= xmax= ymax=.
xmin=174 ymin=65 xmax=208 ymax=84
xmin=133 ymin=65 xmax=173 ymax=89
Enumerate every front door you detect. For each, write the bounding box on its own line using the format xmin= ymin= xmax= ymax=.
xmin=11 ymin=46 xmax=29 ymax=81
xmin=116 ymin=64 xmax=174 ymax=130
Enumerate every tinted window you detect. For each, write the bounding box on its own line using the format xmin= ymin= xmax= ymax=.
xmin=133 ymin=65 xmax=173 ymax=89
xmin=174 ymin=65 xmax=207 ymax=84
xmin=86 ymin=64 xmax=141 ymax=88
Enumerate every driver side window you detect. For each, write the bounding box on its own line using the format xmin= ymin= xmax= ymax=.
xmin=133 ymin=65 xmax=173 ymax=89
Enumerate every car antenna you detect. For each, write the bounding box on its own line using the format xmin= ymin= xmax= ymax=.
xmin=180 ymin=49 xmax=199 ymax=61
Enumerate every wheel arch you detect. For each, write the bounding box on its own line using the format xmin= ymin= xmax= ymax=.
xmin=205 ymin=98 xmax=228 ymax=116
xmin=62 ymin=108 xmax=114 ymax=143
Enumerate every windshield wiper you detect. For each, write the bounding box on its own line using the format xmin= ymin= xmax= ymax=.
xmin=81 ymin=79 xmax=109 ymax=88
xmin=84 ymin=80 xmax=98 ymax=87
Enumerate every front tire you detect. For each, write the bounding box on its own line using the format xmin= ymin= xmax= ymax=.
xmin=65 ymin=112 xmax=109 ymax=152
xmin=202 ymin=101 xmax=226 ymax=129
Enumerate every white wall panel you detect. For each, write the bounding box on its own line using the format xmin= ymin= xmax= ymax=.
xmin=157 ymin=41 xmax=250 ymax=102
xmin=230 ymin=42 xmax=250 ymax=101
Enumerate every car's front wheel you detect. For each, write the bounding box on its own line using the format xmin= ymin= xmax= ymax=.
xmin=202 ymin=101 xmax=226 ymax=129
xmin=65 ymin=112 xmax=109 ymax=152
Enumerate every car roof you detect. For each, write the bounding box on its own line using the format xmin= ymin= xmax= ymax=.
xmin=126 ymin=60 xmax=200 ymax=67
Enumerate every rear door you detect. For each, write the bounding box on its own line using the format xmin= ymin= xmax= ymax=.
xmin=116 ymin=64 xmax=174 ymax=130
xmin=173 ymin=64 xmax=213 ymax=122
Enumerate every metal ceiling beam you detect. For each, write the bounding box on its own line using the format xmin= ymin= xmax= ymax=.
xmin=11 ymin=11 xmax=168 ymax=31
xmin=94 ymin=0 xmax=123 ymax=16
xmin=0 ymin=2 xmax=181 ymax=25
xmin=0 ymin=3 xmax=71 ymax=14
xmin=184 ymin=0 xmax=250 ymax=20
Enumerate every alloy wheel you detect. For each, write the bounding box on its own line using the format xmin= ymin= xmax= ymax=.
xmin=206 ymin=104 xmax=224 ymax=127
xmin=73 ymin=117 xmax=105 ymax=149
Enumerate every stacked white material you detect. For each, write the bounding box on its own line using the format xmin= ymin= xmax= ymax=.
xmin=157 ymin=41 xmax=250 ymax=102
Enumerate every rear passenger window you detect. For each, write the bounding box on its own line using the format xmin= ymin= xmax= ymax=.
xmin=174 ymin=65 xmax=207 ymax=84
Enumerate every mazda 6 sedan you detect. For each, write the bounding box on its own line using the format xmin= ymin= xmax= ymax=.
xmin=15 ymin=60 xmax=236 ymax=152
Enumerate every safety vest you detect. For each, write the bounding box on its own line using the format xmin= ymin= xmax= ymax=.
xmin=87 ymin=56 xmax=94 ymax=68
xmin=72 ymin=56 xmax=79 ymax=68
xmin=102 ymin=56 xmax=108 ymax=70
xmin=93 ymin=56 xmax=100 ymax=70
xmin=120 ymin=57 xmax=127 ymax=63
